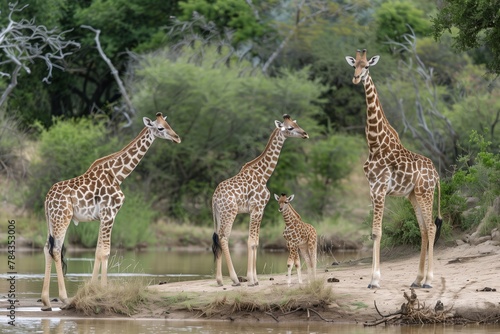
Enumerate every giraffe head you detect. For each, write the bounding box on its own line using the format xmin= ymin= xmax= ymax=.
xmin=275 ymin=114 xmax=309 ymax=139
xmin=345 ymin=49 xmax=380 ymax=85
xmin=274 ymin=193 xmax=295 ymax=212
xmin=143 ymin=112 xmax=181 ymax=143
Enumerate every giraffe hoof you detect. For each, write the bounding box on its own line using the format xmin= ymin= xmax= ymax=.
xmin=41 ymin=306 xmax=52 ymax=311
xmin=422 ymin=284 xmax=432 ymax=289
xmin=367 ymin=284 xmax=380 ymax=289
xmin=411 ymin=283 xmax=422 ymax=288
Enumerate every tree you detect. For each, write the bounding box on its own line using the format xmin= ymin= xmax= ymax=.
xmin=432 ymin=0 xmax=500 ymax=76
xmin=0 ymin=3 xmax=79 ymax=108
xmin=128 ymin=46 xmax=326 ymax=222
xmin=374 ymin=0 xmax=431 ymax=49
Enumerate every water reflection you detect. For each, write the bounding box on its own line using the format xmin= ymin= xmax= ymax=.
xmin=1 ymin=318 xmax=499 ymax=334
xmin=0 ymin=248 xmax=367 ymax=299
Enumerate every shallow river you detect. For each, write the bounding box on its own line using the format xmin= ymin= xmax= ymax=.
xmin=1 ymin=249 xmax=499 ymax=333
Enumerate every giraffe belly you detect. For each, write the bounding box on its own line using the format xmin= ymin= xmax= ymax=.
xmin=386 ymin=176 xmax=414 ymax=197
xmin=72 ymin=204 xmax=100 ymax=224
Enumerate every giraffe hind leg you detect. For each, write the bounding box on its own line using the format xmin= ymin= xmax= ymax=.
xmin=212 ymin=232 xmax=224 ymax=286
xmin=41 ymin=238 xmax=53 ymax=311
xmin=48 ymin=234 xmax=67 ymax=275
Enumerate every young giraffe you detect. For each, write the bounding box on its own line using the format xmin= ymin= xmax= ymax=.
xmin=345 ymin=49 xmax=442 ymax=289
xmin=274 ymin=193 xmax=317 ymax=285
xmin=212 ymin=114 xmax=309 ymax=286
xmin=41 ymin=112 xmax=181 ymax=311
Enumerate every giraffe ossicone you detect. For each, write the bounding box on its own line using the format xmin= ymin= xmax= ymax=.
xmin=212 ymin=114 xmax=309 ymax=287
xmin=40 ymin=112 xmax=180 ymax=311
xmin=345 ymin=49 xmax=442 ymax=289
xmin=275 ymin=193 xmax=317 ymax=286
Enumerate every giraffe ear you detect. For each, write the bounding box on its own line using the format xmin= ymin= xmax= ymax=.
xmin=288 ymin=194 xmax=295 ymax=202
xmin=275 ymin=120 xmax=283 ymax=129
xmin=345 ymin=56 xmax=356 ymax=67
xmin=143 ymin=117 xmax=154 ymax=127
xmin=274 ymin=194 xmax=280 ymax=201
xmin=368 ymin=55 xmax=380 ymax=66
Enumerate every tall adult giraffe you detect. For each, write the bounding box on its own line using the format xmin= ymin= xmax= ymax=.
xmin=212 ymin=114 xmax=309 ymax=286
xmin=41 ymin=112 xmax=181 ymax=311
xmin=345 ymin=49 xmax=442 ymax=289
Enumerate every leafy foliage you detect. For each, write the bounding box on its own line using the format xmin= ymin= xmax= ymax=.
xmin=129 ymin=46 xmax=326 ymax=222
xmin=179 ymin=0 xmax=267 ymax=44
xmin=374 ymin=0 xmax=431 ymax=47
xmin=432 ymin=0 xmax=500 ymax=75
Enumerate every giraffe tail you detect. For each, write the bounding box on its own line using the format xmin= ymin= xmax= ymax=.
xmin=48 ymin=234 xmax=67 ymax=276
xmin=212 ymin=233 xmax=222 ymax=262
xmin=434 ymin=181 xmax=443 ymax=246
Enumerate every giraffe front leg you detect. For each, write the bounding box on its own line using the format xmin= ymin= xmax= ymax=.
xmin=286 ymin=249 xmax=296 ymax=286
xmin=368 ymin=194 xmax=385 ymax=289
xmin=246 ymin=235 xmax=259 ymax=286
xmin=94 ymin=218 xmax=114 ymax=286
xmin=295 ymin=254 xmax=303 ymax=284
xmin=247 ymin=211 xmax=263 ymax=286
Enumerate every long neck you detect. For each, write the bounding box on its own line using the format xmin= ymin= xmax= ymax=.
xmin=363 ymin=75 xmax=400 ymax=153
xmin=87 ymin=127 xmax=155 ymax=184
xmin=282 ymin=204 xmax=301 ymax=226
xmin=242 ymin=128 xmax=286 ymax=183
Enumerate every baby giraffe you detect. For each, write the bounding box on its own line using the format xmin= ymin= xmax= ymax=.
xmin=275 ymin=193 xmax=317 ymax=285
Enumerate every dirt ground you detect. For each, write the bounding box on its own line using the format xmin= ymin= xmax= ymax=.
xmin=3 ymin=241 xmax=500 ymax=325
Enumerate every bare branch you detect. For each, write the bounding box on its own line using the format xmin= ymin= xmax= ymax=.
xmin=385 ymin=28 xmax=458 ymax=172
xmin=262 ymin=0 xmax=334 ymax=74
xmin=0 ymin=2 xmax=80 ymax=107
xmin=81 ymin=25 xmax=135 ymax=118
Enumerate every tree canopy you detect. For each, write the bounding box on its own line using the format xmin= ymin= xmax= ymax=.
xmin=432 ymin=0 xmax=500 ymax=76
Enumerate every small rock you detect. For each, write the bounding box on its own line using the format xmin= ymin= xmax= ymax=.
xmin=455 ymin=239 xmax=465 ymax=246
xmin=327 ymin=277 xmax=339 ymax=283
xmin=471 ymin=235 xmax=492 ymax=246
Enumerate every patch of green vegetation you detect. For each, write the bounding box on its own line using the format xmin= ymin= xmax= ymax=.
xmin=351 ymin=301 xmax=368 ymax=309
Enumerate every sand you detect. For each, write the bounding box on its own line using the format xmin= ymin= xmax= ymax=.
xmin=3 ymin=241 xmax=499 ymax=324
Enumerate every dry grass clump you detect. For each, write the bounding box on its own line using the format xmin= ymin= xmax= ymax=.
xmin=69 ymin=277 xmax=154 ymax=316
xmin=199 ymin=278 xmax=335 ymax=317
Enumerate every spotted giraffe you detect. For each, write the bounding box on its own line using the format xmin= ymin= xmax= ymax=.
xmin=345 ymin=49 xmax=442 ymax=289
xmin=274 ymin=193 xmax=317 ymax=285
xmin=41 ymin=112 xmax=181 ymax=311
xmin=212 ymin=114 xmax=309 ymax=286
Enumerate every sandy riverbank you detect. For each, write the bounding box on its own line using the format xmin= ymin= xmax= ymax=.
xmin=2 ymin=241 xmax=499 ymax=325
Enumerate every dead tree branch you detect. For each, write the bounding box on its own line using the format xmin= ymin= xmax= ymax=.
xmin=385 ymin=29 xmax=458 ymax=172
xmin=0 ymin=2 xmax=80 ymax=107
xmin=81 ymin=25 xmax=135 ymax=123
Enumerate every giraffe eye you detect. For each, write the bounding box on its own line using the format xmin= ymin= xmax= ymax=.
xmin=365 ymin=66 xmax=369 ymax=69
xmin=287 ymin=126 xmax=294 ymax=131
xmin=158 ymin=127 xmax=164 ymax=131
